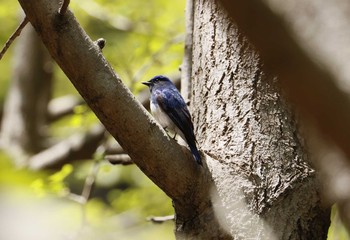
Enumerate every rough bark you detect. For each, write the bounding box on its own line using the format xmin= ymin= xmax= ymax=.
xmin=1 ymin=23 xmax=53 ymax=164
xmin=190 ymin=1 xmax=329 ymax=238
xmin=217 ymin=0 xmax=350 ymax=165
xmin=218 ymin=0 xmax=350 ymax=232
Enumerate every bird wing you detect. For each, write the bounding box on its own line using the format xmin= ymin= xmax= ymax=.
xmin=155 ymin=88 xmax=195 ymax=142
xmin=156 ymin=87 xmax=202 ymax=165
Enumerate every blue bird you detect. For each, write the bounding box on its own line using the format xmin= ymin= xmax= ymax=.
xmin=142 ymin=75 xmax=202 ymax=165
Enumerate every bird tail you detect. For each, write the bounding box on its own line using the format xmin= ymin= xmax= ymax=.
xmin=189 ymin=143 xmax=202 ymax=165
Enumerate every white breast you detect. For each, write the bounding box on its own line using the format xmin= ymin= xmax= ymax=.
xmin=150 ymin=102 xmax=185 ymax=140
xmin=151 ymin=102 xmax=173 ymax=128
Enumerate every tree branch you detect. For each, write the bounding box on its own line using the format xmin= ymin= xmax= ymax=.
xmin=0 ymin=17 xmax=29 ymax=60
xmin=19 ymin=0 xmax=208 ymax=205
xmin=29 ymin=124 xmax=106 ymax=170
xmin=105 ymin=154 xmax=133 ymax=165
xmin=81 ymin=159 xmax=100 ymax=201
xmin=147 ymin=215 xmax=174 ymax=223
xmin=218 ymin=0 xmax=350 ymax=163
xmin=47 ymin=95 xmax=84 ymax=122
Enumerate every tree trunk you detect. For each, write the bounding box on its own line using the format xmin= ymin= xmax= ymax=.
xmin=1 ymin=23 xmax=53 ymax=165
xmin=184 ymin=0 xmax=330 ymax=238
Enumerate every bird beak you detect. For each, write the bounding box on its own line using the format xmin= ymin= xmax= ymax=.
xmin=142 ymin=81 xmax=151 ymax=87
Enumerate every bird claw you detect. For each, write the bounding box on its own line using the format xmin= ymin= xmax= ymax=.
xmin=163 ymin=127 xmax=171 ymax=138
xmin=163 ymin=127 xmax=177 ymax=140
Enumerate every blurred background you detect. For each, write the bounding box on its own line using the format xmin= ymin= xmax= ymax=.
xmin=0 ymin=0 xmax=348 ymax=239
xmin=0 ymin=0 xmax=185 ymax=239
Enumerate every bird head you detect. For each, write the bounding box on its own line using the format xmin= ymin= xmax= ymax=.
xmin=142 ymin=75 xmax=172 ymax=91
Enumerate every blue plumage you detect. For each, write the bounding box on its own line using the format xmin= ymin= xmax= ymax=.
xmin=142 ymin=75 xmax=202 ymax=165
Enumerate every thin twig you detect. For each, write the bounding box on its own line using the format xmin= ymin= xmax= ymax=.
xmin=0 ymin=17 xmax=29 ymax=61
xmin=66 ymin=193 xmax=86 ymax=204
xmin=66 ymin=159 xmax=100 ymax=239
xmin=81 ymin=160 xmax=100 ymax=200
xmin=59 ymin=0 xmax=70 ymax=15
xmin=147 ymin=215 xmax=175 ymax=224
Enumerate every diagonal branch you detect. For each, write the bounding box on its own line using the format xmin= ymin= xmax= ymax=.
xmin=18 ymin=0 xmax=208 ymax=205
xmin=29 ymin=124 xmax=106 ymax=170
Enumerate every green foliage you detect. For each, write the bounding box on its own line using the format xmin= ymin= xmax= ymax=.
xmin=107 ymin=166 xmax=173 ymax=217
xmin=0 ymin=1 xmax=181 ymax=238
xmin=0 ymin=151 xmax=46 ymax=189
xmin=71 ymin=159 xmax=173 ymax=217
xmin=69 ymin=0 xmax=185 ymax=92
xmin=328 ymin=205 xmax=350 ymax=240
xmin=31 ymin=164 xmax=73 ymax=197
xmin=49 ymin=103 xmax=99 ymax=139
